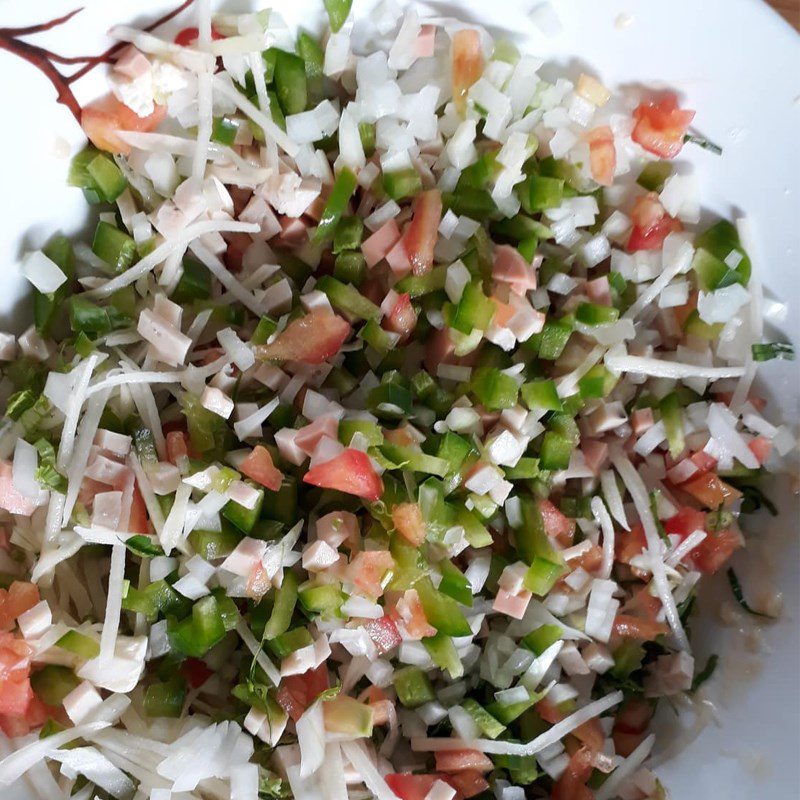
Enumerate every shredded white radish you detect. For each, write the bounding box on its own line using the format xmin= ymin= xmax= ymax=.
xmin=612 ymin=453 xmax=689 ymax=651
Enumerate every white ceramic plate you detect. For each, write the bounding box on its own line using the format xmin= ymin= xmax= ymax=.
xmin=0 ymin=0 xmax=798 ymax=798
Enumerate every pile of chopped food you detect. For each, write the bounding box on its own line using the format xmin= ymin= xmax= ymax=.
xmin=0 ymin=1 xmax=795 ymax=798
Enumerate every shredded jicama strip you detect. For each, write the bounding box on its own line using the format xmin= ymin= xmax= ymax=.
xmin=612 ymin=453 xmax=690 ymax=651
xmin=600 ymin=468 xmax=629 ymax=530
xmin=213 ymin=75 xmax=300 ymax=157
xmin=605 ymin=353 xmax=746 ymax=380
xmin=341 ymin=740 xmax=400 ymax=800
xmin=57 ymin=354 xmax=102 ymax=470
xmin=86 ymin=220 xmax=259 ymax=298
xmin=87 ymin=370 xmax=185 ymax=396
xmin=592 ymin=495 xmax=616 ymax=580
xmin=236 ymin=620 xmax=282 ymax=686
xmin=411 ymin=691 xmax=624 ymax=756
xmin=595 ymin=733 xmax=656 ymax=800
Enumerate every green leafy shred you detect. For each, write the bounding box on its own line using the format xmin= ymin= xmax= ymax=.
xmin=123 ymin=535 xmax=165 ymax=558
xmin=751 ymin=342 xmax=795 ymax=362
xmin=33 ymin=438 xmax=67 ymax=493
xmin=691 ymin=654 xmax=719 ymax=692
xmin=726 ymin=568 xmax=775 ymax=619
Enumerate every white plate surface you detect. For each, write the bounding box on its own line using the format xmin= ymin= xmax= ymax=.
xmin=0 ymin=1 xmax=797 ymax=798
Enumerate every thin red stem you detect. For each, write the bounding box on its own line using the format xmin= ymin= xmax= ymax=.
xmin=0 ymin=0 xmax=197 ymax=124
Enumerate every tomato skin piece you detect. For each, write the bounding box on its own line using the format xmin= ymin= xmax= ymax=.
xmin=586 ymin=125 xmax=616 ymax=186
xmin=239 ymin=445 xmax=283 ymax=491
xmin=303 ymin=448 xmax=384 ymax=501
xmin=631 ymin=93 xmax=695 ymax=159
xmin=452 ymin=29 xmax=484 ymax=113
xmin=383 ymin=293 xmax=418 ymax=341
xmin=166 ymin=430 xmax=191 ymax=464
xmin=0 ymin=582 xmax=40 ymax=632
xmin=403 ymin=190 xmax=442 ymax=276
xmin=627 ymin=193 xmax=682 ymax=252
xmin=255 ymin=310 xmax=351 ymax=365
xmin=391 ymin=502 xmax=426 ymax=546
xmin=613 ymin=697 xmax=653 ymax=757
xmin=81 ymin=94 xmax=167 ymax=155
xmin=128 ymin=485 xmax=150 ymax=534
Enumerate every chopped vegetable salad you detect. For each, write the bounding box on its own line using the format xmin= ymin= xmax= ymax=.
xmin=0 ymin=1 xmax=795 ymax=799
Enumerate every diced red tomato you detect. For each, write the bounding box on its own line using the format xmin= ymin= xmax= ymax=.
xmin=446 ymin=770 xmax=490 ymax=798
xmin=613 ymin=697 xmax=653 ymax=757
xmin=616 ymin=523 xmax=647 ymax=566
xmin=364 ymin=615 xmax=402 ymax=655
xmin=346 ymin=550 xmax=395 ymax=599
xmin=682 ymin=473 xmax=742 ymax=509
xmin=128 ymin=485 xmax=150 ymax=534
xmin=303 ymin=449 xmax=384 ymax=502
xmin=276 ymin=664 xmax=329 ymax=722
xmin=391 ymin=502 xmax=427 ymax=547
xmin=81 ymin=94 xmax=167 ymax=155
xmin=632 ymin=93 xmax=695 ymax=159
xmin=0 ymin=693 xmax=52 ymax=738
xmin=181 ymin=658 xmax=214 ymax=689
xmin=748 ymin=436 xmax=772 ymax=466
xmin=586 ymin=125 xmax=616 ymax=186
xmin=0 ymin=633 xmax=32 ymax=717
xmin=540 ymin=499 xmax=576 ymax=546
xmin=256 ymin=310 xmax=351 ymax=365
xmin=663 ymin=507 xmax=706 ymax=540
xmin=403 ymin=190 xmax=442 ymax=276
xmin=385 ymin=774 xmax=440 ymax=800
xmin=613 ymin=589 xmax=668 ymax=641
xmin=452 ymin=29 xmax=484 ymax=113
xmin=0 ymin=582 xmax=40 ymax=632
xmin=173 ymin=26 xmax=225 ymax=47
xmin=434 ymin=749 xmax=494 ymax=774
xmin=240 ymin=445 xmax=283 ymax=491
xmin=692 ymin=526 xmax=743 ymax=574
xmin=383 ymin=293 xmax=418 ymax=341
xmin=627 ymin=193 xmax=683 ymax=252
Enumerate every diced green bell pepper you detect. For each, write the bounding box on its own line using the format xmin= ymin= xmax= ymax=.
xmin=394 ymin=666 xmax=435 ymax=708
xmin=92 ymin=221 xmax=137 ymax=273
xmin=172 ymin=256 xmax=211 ymax=304
xmin=267 ymin=627 xmax=313 ymax=658
xmin=637 ymin=162 xmax=672 ymax=192
xmin=461 ymin=698 xmax=506 ymax=738
xmin=659 ymin=392 xmax=685 ymax=459
xmin=415 ymin=576 xmax=471 ymax=637
xmin=316 ymin=275 xmax=381 ymax=320
xmin=271 ymin=49 xmax=307 ymax=115
xmin=528 ymin=176 xmax=564 ymax=212
xmin=383 ymin=168 xmax=423 ymax=201
xmin=30 ymin=665 xmax=80 ymax=707
xmin=263 ymin=570 xmax=299 ymax=640
xmin=144 ymin=677 xmax=187 ymax=718
xmin=523 ymin=557 xmax=565 ymax=596
xmin=188 ymin=526 xmax=243 ymax=561
xmin=576 ymin=302 xmax=620 ymax=326
xmin=470 ymin=367 xmax=519 ymax=411
xmin=521 ymin=624 xmax=562 ymax=655
xmin=333 ymin=216 xmax=365 ymax=254
xmin=168 ymin=594 xmax=228 ymax=658
xmin=422 ymin=632 xmax=464 ymax=679
xmin=324 ymin=0 xmax=353 ymax=32
xmin=521 ymin=379 xmax=562 ymax=412
xmin=314 ymin=168 xmax=358 ymax=243
xmin=34 ymin=235 xmax=75 ymax=338
xmin=222 ymin=481 xmax=265 ymax=534
xmin=444 ymin=282 xmax=496 ymax=334
xmin=261 ymin=474 xmax=297 ymax=526
xmin=395 ymin=265 xmax=447 ymax=297
xmin=56 ymin=630 xmax=100 ymax=660
xmin=298 ymin=582 xmax=346 ymax=618
xmin=438 ymin=559 xmax=473 ymax=607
